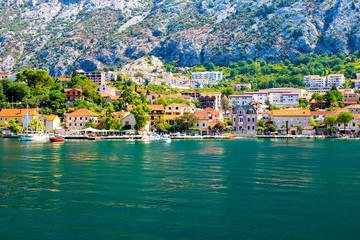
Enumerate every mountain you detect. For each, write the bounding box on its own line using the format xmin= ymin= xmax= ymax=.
xmin=1 ymin=0 xmax=360 ymax=76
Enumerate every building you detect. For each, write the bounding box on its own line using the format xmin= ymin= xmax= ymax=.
xmin=347 ymin=104 xmax=360 ymax=114
xmin=232 ymin=105 xmax=259 ymax=133
xmin=232 ymin=83 xmax=251 ymax=91
xmin=327 ymin=74 xmax=345 ymax=87
xmin=0 ymin=74 xmax=16 ymax=81
xmin=57 ymin=77 xmax=71 ymax=87
xmin=229 ymin=95 xmax=253 ymax=106
xmin=229 ymin=89 xmax=299 ymax=108
xmin=194 ymin=107 xmax=223 ymax=134
xmin=65 ymin=109 xmax=99 ymax=131
xmin=165 ymin=103 xmax=195 ymax=115
xmin=127 ymin=104 xmax=165 ymax=131
xmin=267 ymin=109 xmax=311 ymax=130
xmin=76 ymin=70 xmax=105 ymax=86
xmin=191 ymin=72 xmax=223 ymax=85
xmin=343 ymin=93 xmax=360 ymax=107
xmin=354 ymin=80 xmax=360 ymax=89
xmin=38 ymin=115 xmax=61 ymax=132
xmin=303 ymin=75 xmax=326 ymax=88
xmin=64 ymin=88 xmax=84 ymax=107
xmin=199 ymin=92 xmax=222 ymax=110
xmin=0 ymin=108 xmax=37 ymax=125
xmin=97 ymin=84 xmax=120 ymax=96
xmin=121 ymin=114 xmax=136 ymax=129
xmin=311 ymin=110 xmax=334 ymax=123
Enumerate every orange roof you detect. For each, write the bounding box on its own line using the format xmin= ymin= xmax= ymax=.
xmin=271 ymin=109 xmax=311 ymax=117
xmin=0 ymin=108 xmax=37 ymax=117
xmin=310 ymin=110 xmax=334 ymax=116
xmin=58 ymin=78 xmax=71 ymax=82
xmin=40 ymin=115 xmax=59 ymax=121
xmin=65 ymin=109 xmax=99 ymax=117
xmin=64 ymin=88 xmax=82 ymax=93
xmin=347 ymin=104 xmax=360 ymax=109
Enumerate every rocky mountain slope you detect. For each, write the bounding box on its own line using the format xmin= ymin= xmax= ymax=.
xmin=1 ymin=0 xmax=360 ymax=76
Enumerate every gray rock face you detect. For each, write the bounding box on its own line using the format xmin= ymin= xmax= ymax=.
xmin=1 ymin=0 xmax=360 ymax=75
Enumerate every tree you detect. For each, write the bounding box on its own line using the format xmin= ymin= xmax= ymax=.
xmin=336 ymin=112 xmax=353 ymax=132
xmin=130 ymin=100 xmax=152 ymax=131
xmin=175 ymin=112 xmax=199 ymax=130
xmin=6 ymin=82 xmax=31 ymax=102
xmin=72 ymin=69 xmax=77 ymax=78
xmin=16 ymin=69 xmax=53 ymax=88
xmin=7 ymin=119 xmax=21 ymax=134
xmin=102 ymin=105 xmax=115 ymax=130
xmin=213 ymin=122 xmax=226 ymax=132
xmin=49 ymin=90 xmax=67 ymax=113
xmin=221 ymin=87 xmax=234 ymax=97
xmin=221 ymin=96 xmax=230 ymax=112
xmin=154 ymin=116 xmax=171 ymax=133
xmin=255 ymin=126 xmax=264 ymax=134
xmin=28 ymin=118 xmax=45 ymax=131
xmin=324 ymin=115 xmax=337 ymax=135
xmin=310 ymin=118 xmax=317 ymax=126
xmin=268 ymin=125 xmax=277 ymax=132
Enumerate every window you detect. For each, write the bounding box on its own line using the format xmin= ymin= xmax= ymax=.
xmin=0 ymin=118 xmax=2 ymax=121
xmin=353 ymin=123 xmax=355 ymax=127
xmin=75 ymin=123 xmax=77 ymax=126
xmin=80 ymin=123 xmax=82 ymax=126
xmin=15 ymin=118 xmax=18 ymax=121
xmin=69 ymin=117 xmax=71 ymax=120
xmin=248 ymin=126 xmax=250 ymax=130
xmin=80 ymin=117 xmax=82 ymax=120
xmin=125 ymin=121 xmax=129 ymax=125
xmin=69 ymin=123 xmax=71 ymax=126
xmin=252 ymin=118 xmax=255 ymax=122
xmin=5 ymin=118 xmax=7 ymax=121
xmin=247 ymin=118 xmax=250 ymax=122
xmin=203 ymin=123 xmax=205 ymax=127
xmin=85 ymin=117 xmax=88 ymax=120
xmin=252 ymin=126 xmax=255 ymax=130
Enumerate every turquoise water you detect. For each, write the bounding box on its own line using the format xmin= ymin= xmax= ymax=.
xmin=1 ymin=138 xmax=360 ymax=239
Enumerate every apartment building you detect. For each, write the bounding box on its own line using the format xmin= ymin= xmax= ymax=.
xmin=303 ymin=75 xmax=327 ymax=88
xmin=198 ymin=92 xmax=222 ymax=110
xmin=191 ymin=72 xmax=223 ymax=85
xmin=77 ymin=70 xmax=105 ymax=86
xmin=229 ymin=89 xmax=299 ymax=108
xmin=97 ymin=84 xmax=120 ymax=96
xmin=327 ymin=74 xmax=345 ymax=87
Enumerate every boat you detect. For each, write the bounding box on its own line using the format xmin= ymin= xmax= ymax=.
xmin=19 ymin=132 xmax=49 ymax=141
xmin=161 ymin=134 xmax=171 ymax=143
xmin=150 ymin=133 xmax=161 ymax=141
xmin=19 ymin=106 xmax=49 ymax=142
xmin=126 ymin=138 xmax=134 ymax=142
xmin=49 ymin=136 xmax=65 ymax=142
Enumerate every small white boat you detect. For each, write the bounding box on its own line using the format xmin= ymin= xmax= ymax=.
xmin=151 ymin=133 xmax=161 ymax=141
xmin=161 ymin=134 xmax=171 ymax=143
xmin=19 ymin=132 xmax=49 ymax=141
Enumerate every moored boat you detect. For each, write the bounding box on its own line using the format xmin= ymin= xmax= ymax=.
xmin=49 ymin=136 xmax=65 ymax=142
xmin=161 ymin=134 xmax=171 ymax=143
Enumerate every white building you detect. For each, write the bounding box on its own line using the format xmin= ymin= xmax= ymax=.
xmin=327 ymin=74 xmax=345 ymax=87
xmin=191 ymin=72 xmax=223 ymax=85
xmin=303 ymin=75 xmax=327 ymax=88
xmin=97 ymin=84 xmax=120 ymax=96
xmin=229 ymin=89 xmax=299 ymax=107
xmin=0 ymin=74 xmax=16 ymax=81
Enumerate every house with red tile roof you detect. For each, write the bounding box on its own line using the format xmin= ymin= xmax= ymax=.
xmin=64 ymin=109 xmax=99 ymax=130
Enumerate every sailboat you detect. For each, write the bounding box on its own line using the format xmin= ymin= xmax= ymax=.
xmin=19 ymin=106 xmax=49 ymax=141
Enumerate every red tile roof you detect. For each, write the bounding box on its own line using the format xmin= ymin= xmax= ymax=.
xmin=65 ymin=109 xmax=99 ymax=117
xmin=0 ymin=108 xmax=37 ymax=117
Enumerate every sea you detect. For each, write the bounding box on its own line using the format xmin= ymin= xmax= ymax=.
xmin=0 ymin=138 xmax=360 ymax=239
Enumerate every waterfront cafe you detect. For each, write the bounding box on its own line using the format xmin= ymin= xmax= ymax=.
xmin=66 ymin=128 xmax=136 ymax=137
